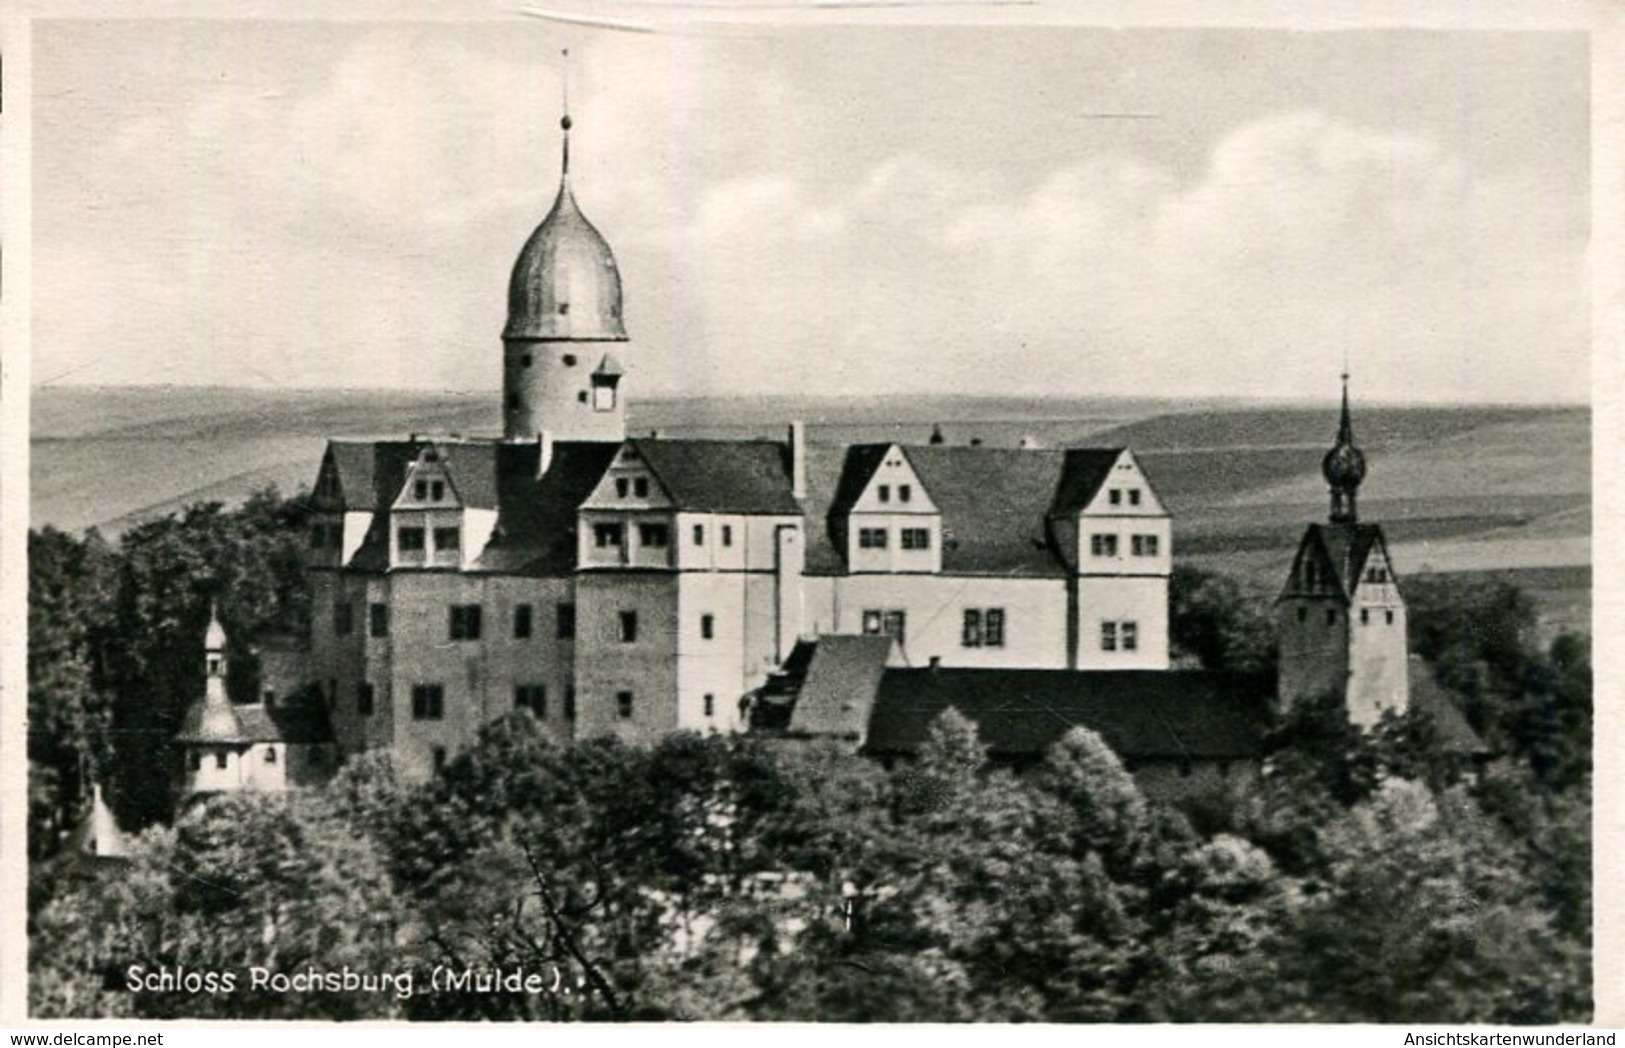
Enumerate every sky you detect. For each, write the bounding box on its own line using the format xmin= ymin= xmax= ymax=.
xmin=28 ymin=15 xmax=1592 ymax=404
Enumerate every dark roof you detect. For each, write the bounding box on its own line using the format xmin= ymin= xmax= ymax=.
xmin=1049 ymin=448 xmax=1127 ymax=515
xmin=432 ymin=442 xmax=500 ymax=510
xmin=328 ymin=441 xmax=378 ymax=511
xmin=237 ymin=700 xmax=334 ymax=745
xmin=790 ymin=635 xmax=899 ymax=738
xmin=1407 ymin=657 xmax=1489 ymax=754
xmin=632 ymin=438 xmax=801 ymax=515
xmin=1282 ymin=522 xmax=1387 ymax=602
xmin=473 ymin=441 xmax=621 ymax=576
xmin=863 ymin=668 xmax=1273 ymax=760
xmin=823 ymin=445 xmax=891 ymax=524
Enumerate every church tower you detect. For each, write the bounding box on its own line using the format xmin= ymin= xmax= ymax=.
xmin=502 ymin=90 xmax=629 ymax=443
xmin=1275 ymin=377 xmax=1410 ymax=726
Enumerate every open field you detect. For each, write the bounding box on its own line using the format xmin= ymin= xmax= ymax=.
xmin=31 ymin=387 xmax=1590 ymax=631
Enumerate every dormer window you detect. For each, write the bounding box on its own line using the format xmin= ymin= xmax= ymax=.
xmin=879 ymin=485 xmax=891 ymax=503
xmin=634 ymin=478 xmax=649 ymax=498
xmin=431 ymin=481 xmax=445 ymax=501
xmin=594 ymin=523 xmax=624 ymax=548
xmin=414 ymin=480 xmax=428 ymax=500
xmin=1109 ymin=489 xmax=1122 ymax=506
xmin=899 ymin=484 xmax=912 ymax=503
xmin=616 ymin=478 xmax=629 ymax=497
xmin=1128 ymin=489 xmax=1141 ymax=506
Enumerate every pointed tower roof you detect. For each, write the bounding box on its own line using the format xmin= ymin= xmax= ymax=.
xmin=204 ymin=601 xmax=227 ymax=651
xmin=1322 ymin=372 xmax=1367 ymax=524
xmin=504 ymin=74 xmax=628 ymax=343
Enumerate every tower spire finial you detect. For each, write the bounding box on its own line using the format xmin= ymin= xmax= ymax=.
xmin=560 ymin=48 xmax=572 ymax=179
xmin=1322 ymin=365 xmax=1367 ymax=524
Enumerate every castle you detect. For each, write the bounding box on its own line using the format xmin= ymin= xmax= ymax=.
xmin=176 ymin=102 xmax=1468 ymax=794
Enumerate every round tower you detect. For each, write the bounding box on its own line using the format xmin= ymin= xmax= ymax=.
xmin=502 ymin=106 xmax=630 ymax=444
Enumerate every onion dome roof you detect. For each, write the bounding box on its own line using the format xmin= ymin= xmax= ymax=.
xmin=504 ymin=115 xmax=627 ymax=342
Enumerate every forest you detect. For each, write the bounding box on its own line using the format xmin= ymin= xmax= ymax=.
xmin=26 ymin=490 xmax=1593 ymax=1022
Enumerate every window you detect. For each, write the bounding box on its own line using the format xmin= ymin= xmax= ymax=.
xmin=557 ymin=603 xmax=576 ymax=640
xmin=564 ymin=684 xmax=577 ymax=721
xmin=412 ymin=684 xmax=445 ymax=720
xmin=639 ymin=523 xmax=669 ymax=548
xmin=310 ymin=524 xmax=327 ymax=549
xmin=594 ymin=522 xmax=623 ymax=548
xmin=1360 ymin=608 xmax=1370 ymax=625
xmin=358 ymin=682 xmax=375 ymax=716
xmin=1109 ymin=489 xmax=1122 ymax=506
xmin=433 ymin=746 xmax=448 ymax=772
xmin=863 ymin=609 xmax=909 ymax=646
xmin=333 ymin=601 xmax=353 ymax=636
xmin=900 ymin=484 xmax=912 ymax=503
xmin=1128 ymin=488 xmax=1141 ymax=506
xmin=878 ymin=484 xmax=891 ymax=503
xmin=414 ymin=480 xmax=428 ymax=500
xmin=704 ymin=694 xmax=716 ymax=718
xmin=616 ymin=477 xmax=629 ymax=497
xmin=962 ymin=609 xmax=982 ymax=647
xmin=433 ymin=526 xmax=460 ymax=552
xmin=1101 ymin=621 xmax=1118 ymax=651
xmin=1090 ymin=533 xmax=1119 ymax=557
xmin=215 ymin=752 xmax=228 ymax=770
xmin=619 ymin=611 xmax=639 ymax=643
xmin=985 ymin=608 xmax=1005 ymax=647
xmin=617 ymin=690 xmax=634 ymax=720
xmin=514 ymin=603 xmax=533 ymax=639
xmin=449 ymin=605 xmax=483 ymax=641
xmin=207 ymin=655 xmax=222 ymax=676
xmin=1297 ymin=607 xmax=1308 ymax=623
xmin=578 ymin=391 xmax=589 ymax=403
xmin=1122 ymin=621 xmax=1138 ymax=651
xmin=693 ymin=524 xmax=705 ymax=545
xmin=521 ymin=352 xmax=533 ymax=367
xmin=398 ymin=526 xmax=425 ymax=552
xmin=722 ymin=525 xmax=734 ymax=547
xmin=369 ymin=603 xmax=389 ymax=638
xmin=562 ymin=353 xmax=578 ymax=366
xmin=516 ymin=684 xmax=547 ymax=718
xmin=265 ymin=747 xmax=277 ymax=764
xmin=189 ymin=751 xmax=201 ymax=771
xmin=1325 ymin=609 xmax=1337 ymax=626
xmin=901 ymin=528 xmax=931 ymax=550
xmin=634 ymin=477 xmax=649 ymax=498
xmin=701 ymin=614 xmax=715 ymax=640
xmin=1385 ymin=609 xmax=1395 ymax=625
xmin=431 ymin=481 xmax=445 ymax=501
xmin=858 ymin=528 xmax=889 ymax=550
xmin=1131 ymin=534 xmax=1160 ymax=557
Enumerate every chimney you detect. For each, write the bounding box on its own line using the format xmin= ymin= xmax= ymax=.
xmin=788 ymin=421 xmax=807 ymax=501
xmin=537 ymin=431 xmax=555 ymax=477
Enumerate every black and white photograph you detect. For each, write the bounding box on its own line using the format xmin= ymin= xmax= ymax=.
xmin=9 ymin=1 xmax=1610 ymax=1027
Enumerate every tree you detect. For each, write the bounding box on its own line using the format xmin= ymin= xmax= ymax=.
xmin=1169 ymin=564 xmax=1276 ymax=674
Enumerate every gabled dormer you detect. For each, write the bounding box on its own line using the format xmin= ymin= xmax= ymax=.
xmin=831 ymin=444 xmax=942 ymax=574
xmin=1051 ymin=448 xmax=1171 ymax=576
xmin=579 ymin=440 xmax=678 ymax=569
xmin=388 ymin=443 xmax=498 ymax=570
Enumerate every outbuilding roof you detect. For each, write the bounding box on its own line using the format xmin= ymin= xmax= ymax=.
xmin=862 ymin=668 xmax=1274 ymax=761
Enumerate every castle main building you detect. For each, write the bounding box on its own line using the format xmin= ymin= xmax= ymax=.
xmin=295 ymin=111 xmax=1175 ymax=779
